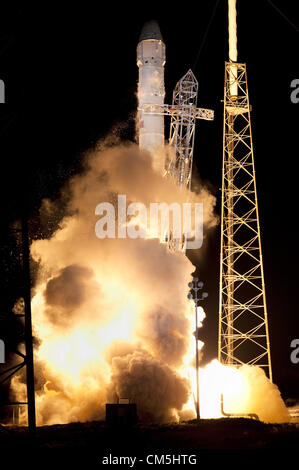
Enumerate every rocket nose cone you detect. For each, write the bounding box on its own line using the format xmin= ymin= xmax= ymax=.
xmin=139 ymin=20 xmax=163 ymax=42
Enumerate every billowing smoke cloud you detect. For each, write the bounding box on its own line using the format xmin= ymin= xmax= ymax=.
xmin=10 ymin=138 xmax=289 ymax=425
xmin=136 ymin=306 xmax=190 ymax=367
xmin=199 ymin=360 xmax=290 ymax=424
xmin=110 ymin=351 xmax=190 ymax=422
xmin=44 ymin=264 xmax=104 ymax=330
xmin=106 ymin=343 xmax=190 ymax=422
xmin=10 ymin=139 xmax=216 ymax=425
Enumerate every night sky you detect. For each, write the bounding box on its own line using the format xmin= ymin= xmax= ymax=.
xmin=0 ymin=1 xmax=298 ymax=399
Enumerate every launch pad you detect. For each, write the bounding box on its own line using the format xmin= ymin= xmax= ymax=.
xmin=1 ymin=0 xmax=296 ymax=432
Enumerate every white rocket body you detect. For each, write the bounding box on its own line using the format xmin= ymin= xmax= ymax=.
xmin=228 ymin=0 xmax=238 ymax=98
xmin=137 ymin=21 xmax=166 ymax=172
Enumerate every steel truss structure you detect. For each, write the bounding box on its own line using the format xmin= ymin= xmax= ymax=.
xmin=0 ymin=216 xmax=36 ymax=433
xmin=166 ymin=69 xmax=212 ymax=190
xmin=141 ymin=69 xmax=214 ymax=252
xmin=142 ymin=69 xmax=214 ymax=190
xmin=218 ymin=61 xmax=272 ymax=381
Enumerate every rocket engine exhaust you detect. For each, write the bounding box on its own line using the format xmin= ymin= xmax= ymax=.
xmin=6 ymin=15 xmax=290 ymax=428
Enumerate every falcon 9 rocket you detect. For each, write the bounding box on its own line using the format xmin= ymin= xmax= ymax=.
xmin=137 ymin=21 xmax=166 ymax=172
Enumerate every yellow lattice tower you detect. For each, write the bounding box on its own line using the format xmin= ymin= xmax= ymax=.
xmin=218 ymin=1 xmax=272 ymax=381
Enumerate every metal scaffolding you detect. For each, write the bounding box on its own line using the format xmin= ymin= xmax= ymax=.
xmin=166 ymin=70 xmax=213 ymax=251
xmin=166 ymin=69 xmax=202 ymax=190
xmin=141 ymin=69 xmax=214 ymax=252
xmin=218 ymin=61 xmax=272 ymax=381
xmin=0 ymin=215 xmax=36 ymax=434
xmin=141 ymin=69 xmax=213 ymax=186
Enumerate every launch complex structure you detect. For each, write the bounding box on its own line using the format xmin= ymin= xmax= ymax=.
xmin=218 ymin=0 xmax=272 ymax=381
xmin=137 ymin=0 xmax=272 ymax=385
xmin=137 ymin=21 xmax=214 ymax=252
xmin=0 ymin=0 xmax=278 ymax=431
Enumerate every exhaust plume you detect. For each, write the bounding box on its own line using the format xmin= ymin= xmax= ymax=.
xmin=10 ymin=138 xmax=289 ymax=425
xmin=11 ymin=140 xmax=216 ymax=424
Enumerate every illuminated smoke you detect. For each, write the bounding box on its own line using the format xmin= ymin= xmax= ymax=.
xmin=199 ymin=360 xmax=289 ymax=423
xmin=10 ymin=138 xmax=289 ymax=425
xmin=10 ymin=139 xmax=216 ymax=425
xmin=106 ymin=345 xmax=190 ymax=422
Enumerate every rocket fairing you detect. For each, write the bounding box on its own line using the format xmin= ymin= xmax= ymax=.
xmin=137 ymin=21 xmax=166 ymax=172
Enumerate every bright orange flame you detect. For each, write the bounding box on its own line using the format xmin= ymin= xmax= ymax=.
xmin=9 ymin=142 xmax=288 ymax=426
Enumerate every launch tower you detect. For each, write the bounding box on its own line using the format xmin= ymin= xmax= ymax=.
xmin=218 ymin=0 xmax=272 ymax=380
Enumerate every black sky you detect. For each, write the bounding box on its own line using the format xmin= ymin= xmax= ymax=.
xmin=0 ymin=1 xmax=298 ymax=398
